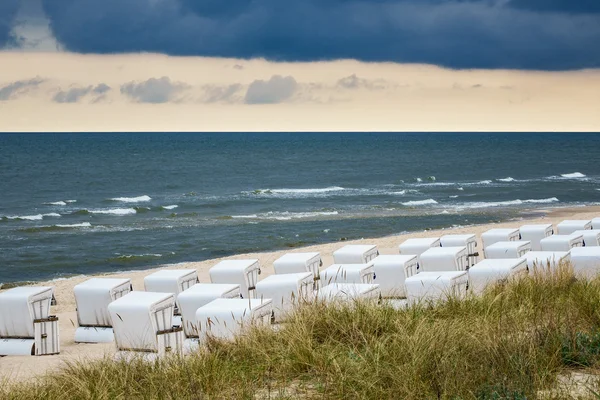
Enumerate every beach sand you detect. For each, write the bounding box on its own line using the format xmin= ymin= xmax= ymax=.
xmin=2 ymin=206 xmax=599 ymax=384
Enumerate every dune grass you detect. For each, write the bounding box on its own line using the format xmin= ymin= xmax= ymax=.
xmin=5 ymin=267 xmax=600 ymax=399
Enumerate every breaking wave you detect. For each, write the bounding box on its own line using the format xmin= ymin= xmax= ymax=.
xmin=497 ymin=177 xmax=515 ymax=182
xmin=3 ymin=213 xmax=62 ymax=221
xmin=231 ymin=211 xmax=339 ymax=221
xmin=456 ymin=197 xmax=559 ymax=209
xmin=88 ymin=208 xmax=137 ymax=216
xmin=19 ymin=222 xmax=92 ymax=233
xmin=401 ymin=199 xmax=438 ymax=206
xmin=162 ymin=205 xmax=179 ymax=210
xmin=560 ymin=172 xmax=586 ymax=179
xmin=109 ymin=195 xmax=152 ymax=203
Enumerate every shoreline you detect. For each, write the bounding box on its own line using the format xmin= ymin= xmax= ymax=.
xmin=1 ymin=205 xmax=599 ymax=383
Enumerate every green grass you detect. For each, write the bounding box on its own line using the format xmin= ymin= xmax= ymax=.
xmin=5 ymin=267 xmax=600 ymax=399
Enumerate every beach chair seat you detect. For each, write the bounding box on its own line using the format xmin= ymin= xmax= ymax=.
xmin=256 ymin=272 xmax=313 ymax=322
xmin=484 ymin=241 xmax=531 ymax=259
xmin=521 ymin=251 xmax=571 ymax=275
xmin=0 ymin=286 xmax=59 ymax=356
xmin=419 ymin=246 xmax=468 ymax=272
xmin=74 ymin=278 xmax=132 ymax=343
xmin=468 ymin=259 xmax=528 ymax=294
xmin=398 ymin=237 xmax=441 ymax=261
xmin=571 ymin=230 xmax=600 ymax=247
xmin=519 ymin=224 xmax=554 ymax=251
xmin=370 ymin=255 xmax=418 ymax=298
xmin=481 ymin=228 xmax=520 ymax=254
xmin=209 ymin=259 xmax=261 ymax=298
xmin=404 ymin=271 xmax=469 ymax=305
xmin=569 ymin=247 xmax=600 ymax=279
xmin=557 ymin=220 xmax=592 ymax=235
xmin=273 ymin=252 xmax=322 ymax=289
xmin=315 ymin=283 xmax=381 ymax=303
xmin=440 ymin=234 xmax=479 ymax=266
xmin=321 ymin=263 xmax=375 ymax=285
xmin=333 ymin=245 xmax=379 ymax=264
xmin=540 ymin=234 xmax=584 ymax=251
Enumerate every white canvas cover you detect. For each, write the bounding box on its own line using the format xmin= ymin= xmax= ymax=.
xmin=571 ymin=230 xmax=600 ymax=247
xmin=0 ymin=286 xmax=54 ymax=339
xmin=484 ymin=241 xmax=531 ymax=259
xmin=419 ymin=246 xmax=468 ymax=272
xmin=108 ymin=291 xmax=176 ymax=353
xmin=440 ymin=234 xmax=478 ymax=265
xmin=592 ymin=218 xmax=600 ymax=230
xmin=194 ymin=298 xmax=273 ymax=341
xmin=404 ymin=271 xmax=469 ymax=304
xmin=273 ymin=252 xmax=322 ymax=279
xmin=209 ymin=259 xmax=261 ymax=298
xmin=321 ymin=263 xmax=376 ymax=285
xmin=521 ymin=251 xmax=571 ymax=274
xmin=256 ymin=272 xmax=313 ymax=321
xmin=333 ymin=245 xmax=379 ymax=264
xmin=468 ymin=259 xmax=528 ymax=294
xmin=481 ymin=228 xmax=520 ymax=251
xmin=569 ymin=247 xmax=600 ymax=279
xmin=557 ymin=220 xmax=592 ymax=234
xmin=519 ymin=224 xmax=554 ymax=251
xmin=177 ymin=283 xmax=241 ymax=338
xmin=398 ymin=238 xmax=441 ymax=258
xmin=316 ymin=283 xmax=381 ymax=302
xmin=370 ymin=255 xmax=418 ymax=298
xmin=144 ymin=269 xmax=198 ymax=299
xmin=540 ymin=234 xmax=584 ymax=251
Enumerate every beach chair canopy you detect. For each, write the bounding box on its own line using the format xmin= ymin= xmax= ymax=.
xmin=321 ymin=263 xmax=375 ymax=285
xmin=521 ymin=251 xmax=570 ymax=274
xmin=273 ymin=252 xmax=322 ymax=277
xmin=370 ymin=254 xmax=418 ymax=297
xmin=333 ymin=245 xmax=379 ymax=264
xmin=557 ymin=220 xmax=592 ymax=235
xmin=209 ymin=259 xmax=261 ymax=298
xmin=540 ymin=234 xmax=584 ymax=252
xmin=0 ymin=286 xmax=54 ymax=338
xmin=419 ymin=246 xmax=468 ymax=272
xmin=468 ymin=259 xmax=528 ymax=294
xmin=144 ymin=269 xmax=198 ymax=299
xmin=399 ymin=238 xmax=441 ymax=256
xmin=74 ymin=278 xmax=131 ymax=327
xmin=519 ymin=224 xmax=554 ymax=251
xmin=481 ymin=228 xmax=520 ymax=250
xmin=484 ymin=241 xmax=531 ymax=259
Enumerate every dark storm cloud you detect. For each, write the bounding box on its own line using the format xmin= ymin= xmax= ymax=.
xmin=53 ymin=83 xmax=112 ymax=103
xmin=0 ymin=0 xmax=20 ymax=47
xmin=0 ymin=77 xmax=45 ymax=101
xmin=120 ymin=77 xmax=189 ymax=103
xmin=21 ymin=0 xmax=600 ymax=69
xmin=245 ymin=75 xmax=297 ymax=104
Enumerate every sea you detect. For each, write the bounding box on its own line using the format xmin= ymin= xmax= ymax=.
xmin=1 ymin=132 xmax=599 ymax=285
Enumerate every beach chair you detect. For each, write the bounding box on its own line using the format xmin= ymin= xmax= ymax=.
xmin=333 ymin=245 xmax=379 ymax=264
xmin=540 ymin=234 xmax=584 ymax=251
xmin=569 ymin=247 xmax=600 ymax=279
xmin=404 ymin=271 xmax=469 ymax=305
xmin=209 ymin=259 xmax=261 ymax=298
xmin=108 ymin=292 xmax=183 ymax=361
xmin=144 ymin=269 xmax=198 ymax=325
xmin=321 ymin=263 xmax=376 ymax=285
xmin=521 ymin=251 xmax=571 ymax=275
xmin=315 ymin=283 xmax=381 ymax=303
xmin=592 ymin=218 xmax=600 ymax=230
xmin=440 ymin=234 xmax=479 ymax=266
xmin=519 ymin=224 xmax=554 ymax=251
xmin=419 ymin=246 xmax=468 ymax=272
xmin=468 ymin=259 xmax=528 ymax=294
xmin=194 ymin=298 xmax=273 ymax=342
xmin=74 ymin=278 xmax=132 ymax=343
xmin=484 ymin=241 xmax=531 ymax=259
xmin=481 ymin=228 xmax=520 ymax=255
xmin=273 ymin=252 xmax=322 ymax=289
xmin=0 ymin=286 xmax=59 ymax=356
xmin=370 ymin=255 xmax=418 ymax=298
xmin=557 ymin=220 xmax=592 ymax=235
xmin=256 ymin=272 xmax=313 ymax=322
xmin=398 ymin=237 xmax=441 ymax=261
xmin=571 ymin=230 xmax=600 ymax=247
xmin=176 ymin=283 xmax=241 ymax=353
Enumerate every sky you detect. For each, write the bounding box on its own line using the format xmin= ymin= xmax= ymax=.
xmin=0 ymin=0 xmax=599 ymax=131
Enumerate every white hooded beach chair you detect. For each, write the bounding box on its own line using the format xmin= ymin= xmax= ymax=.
xmin=404 ymin=271 xmax=469 ymax=305
xmin=144 ymin=269 xmax=198 ymax=325
xmin=468 ymin=259 xmax=528 ymax=295
xmin=398 ymin=238 xmax=441 ymax=261
xmin=333 ymin=245 xmax=379 ymax=264
xmin=440 ymin=234 xmax=479 ymax=266
xmin=273 ymin=252 xmax=322 ymax=288
xmin=321 ymin=263 xmax=376 ymax=285
xmin=569 ymin=247 xmax=600 ymax=279
xmin=484 ymin=241 xmax=531 ymax=259
xmin=571 ymin=230 xmax=600 ymax=247
xmin=592 ymin=218 xmax=600 ymax=230
xmin=176 ymin=283 xmax=241 ymax=352
xmin=370 ymin=255 xmax=418 ymax=298
xmin=209 ymin=259 xmax=261 ymax=298
xmin=0 ymin=286 xmax=59 ymax=356
xmin=194 ymin=298 xmax=273 ymax=342
xmin=557 ymin=220 xmax=592 ymax=235
xmin=540 ymin=234 xmax=584 ymax=251
xmin=419 ymin=246 xmax=468 ymax=272
xmin=256 ymin=272 xmax=313 ymax=322
xmin=108 ymin=291 xmax=183 ymax=360
xmin=481 ymin=228 xmax=520 ymax=254
xmin=521 ymin=251 xmax=571 ymax=275
xmin=74 ymin=278 xmax=132 ymax=343
xmin=519 ymin=224 xmax=554 ymax=251
xmin=315 ymin=283 xmax=381 ymax=303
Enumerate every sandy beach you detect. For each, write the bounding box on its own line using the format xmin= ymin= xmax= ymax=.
xmin=2 ymin=206 xmax=599 ymax=384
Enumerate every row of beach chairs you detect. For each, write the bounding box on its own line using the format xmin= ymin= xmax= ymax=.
xmin=1 ymin=217 xmax=599 ymax=359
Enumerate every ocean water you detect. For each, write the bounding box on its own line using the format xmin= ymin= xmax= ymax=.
xmin=1 ymin=132 xmax=599 ymax=284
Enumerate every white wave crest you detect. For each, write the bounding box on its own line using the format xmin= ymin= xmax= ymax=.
xmin=391 ymin=190 xmax=406 ymax=195
xmin=44 ymin=201 xmax=67 ymax=206
xmin=6 ymin=213 xmax=61 ymax=221
xmin=269 ymin=187 xmax=344 ymax=194
xmin=55 ymin=222 xmax=92 ymax=228
xmin=415 ymin=178 xmax=423 ymax=182
xmin=232 ymin=211 xmax=339 ymax=220
xmin=457 ymin=197 xmax=559 ymax=209
xmin=477 ymin=180 xmax=492 ymax=185
xmin=401 ymin=199 xmax=438 ymax=206
xmin=523 ymin=197 xmax=559 ymax=204
xmin=498 ymin=177 xmax=515 ymax=182
xmin=162 ymin=205 xmax=179 ymax=210
xmin=90 ymin=208 xmax=137 ymax=215
xmin=65 ymin=200 xmax=77 ymax=203
xmin=560 ymin=172 xmax=586 ymax=179
xmin=109 ymin=195 xmax=152 ymax=203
